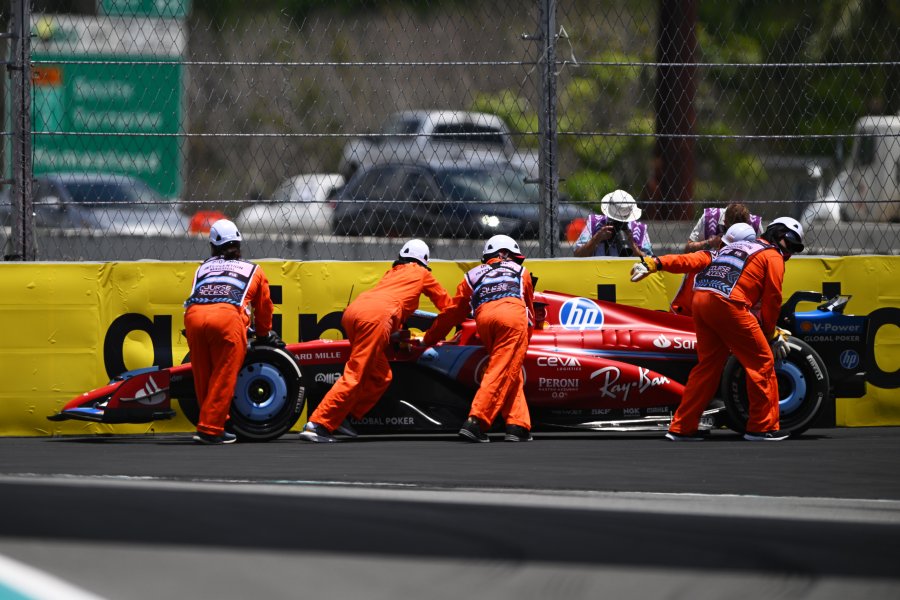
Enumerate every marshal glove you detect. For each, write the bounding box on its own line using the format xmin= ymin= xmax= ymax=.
xmin=253 ymin=330 xmax=286 ymax=350
xmin=390 ymin=329 xmax=413 ymax=351
xmin=769 ymin=327 xmax=791 ymax=360
xmin=630 ymin=256 xmax=661 ymax=283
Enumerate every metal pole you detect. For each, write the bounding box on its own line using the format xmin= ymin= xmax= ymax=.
xmin=650 ymin=0 xmax=696 ymax=221
xmin=537 ymin=0 xmax=559 ymax=257
xmin=7 ymin=0 xmax=34 ymax=260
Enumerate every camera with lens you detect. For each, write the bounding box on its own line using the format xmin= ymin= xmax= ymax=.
xmin=610 ymin=220 xmax=634 ymax=257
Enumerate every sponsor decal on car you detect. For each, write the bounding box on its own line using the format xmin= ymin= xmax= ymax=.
xmin=589 ymin=366 xmax=671 ymax=401
xmin=351 ymin=416 xmax=415 ymax=426
xmin=651 ymin=334 xmax=696 ymax=350
xmin=558 ymin=297 xmax=604 ymax=331
xmin=799 ymin=319 xmax=864 ymax=342
xmin=121 ymin=375 xmax=166 ymax=406
xmin=314 ymin=372 xmax=342 ymax=385
xmin=674 ymin=338 xmax=696 ymax=350
xmin=800 ymin=321 xmax=865 ymax=334
xmin=536 ymin=355 xmax=582 ymax=370
xmin=803 ymin=335 xmax=861 ymax=342
xmin=296 ymin=350 xmax=344 ymax=362
xmin=806 ymin=355 xmax=826 ymax=381
xmin=537 ymin=377 xmax=579 ymax=389
xmin=840 ymin=349 xmax=861 ymax=370
xmin=537 ymin=377 xmax=579 ymax=398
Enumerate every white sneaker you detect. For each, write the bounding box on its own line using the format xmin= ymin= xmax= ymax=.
xmin=665 ymin=431 xmax=705 ymax=442
xmin=298 ymin=422 xmax=337 ymax=443
xmin=743 ymin=430 xmax=790 ymax=441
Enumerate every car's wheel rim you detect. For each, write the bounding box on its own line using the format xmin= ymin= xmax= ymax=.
xmin=233 ymin=362 xmax=289 ymax=421
xmin=775 ymin=361 xmax=807 ymax=415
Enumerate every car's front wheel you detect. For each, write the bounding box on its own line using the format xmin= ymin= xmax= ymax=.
xmin=177 ymin=346 xmax=305 ymax=442
xmin=719 ymin=337 xmax=829 ymax=437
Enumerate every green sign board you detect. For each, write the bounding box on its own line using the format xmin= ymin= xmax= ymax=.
xmin=99 ymin=0 xmax=191 ymax=20
xmin=29 ymin=15 xmax=185 ymax=198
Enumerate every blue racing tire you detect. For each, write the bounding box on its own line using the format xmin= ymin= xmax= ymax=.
xmin=720 ymin=337 xmax=829 ymax=437
xmin=230 ymin=346 xmax=305 ymax=441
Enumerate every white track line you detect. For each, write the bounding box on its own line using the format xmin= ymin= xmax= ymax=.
xmin=0 ymin=553 xmax=106 ymax=600
xmin=2 ymin=473 xmax=900 ymax=525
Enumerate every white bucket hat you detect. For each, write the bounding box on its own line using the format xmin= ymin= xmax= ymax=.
xmin=600 ymin=190 xmax=642 ymax=223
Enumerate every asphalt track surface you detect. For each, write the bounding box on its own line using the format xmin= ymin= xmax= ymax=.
xmin=1 ymin=427 xmax=899 ymax=599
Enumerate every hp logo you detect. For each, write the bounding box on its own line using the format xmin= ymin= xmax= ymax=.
xmin=839 ymin=349 xmax=860 ymax=370
xmin=559 ymin=297 xmax=604 ymax=331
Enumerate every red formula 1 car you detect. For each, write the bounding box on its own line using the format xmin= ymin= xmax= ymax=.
xmin=52 ymin=289 xmax=876 ymax=441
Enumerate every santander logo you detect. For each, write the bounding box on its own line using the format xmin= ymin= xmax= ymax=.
xmin=652 ymin=334 xmax=672 ymax=349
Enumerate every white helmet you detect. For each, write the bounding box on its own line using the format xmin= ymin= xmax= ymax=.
xmin=483 ymin=234 xmax=522 ymax=258
xmin=399 ymin=239 xmax=430 ymax=267
xmin=766 ymin=216 xmax=805 ymax=253
xmin=209 ymin=219 xmax=242 ymax=246
xmin=768 ymin=216 xmax=804 ymax=239
xmin=723 ymin=222 xmax=757 ymax=244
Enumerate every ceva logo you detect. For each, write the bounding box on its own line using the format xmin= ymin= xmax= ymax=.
xmin=652 ymin=334 xmax=671 ymax=349
xmin=559 ymin=297 xmax=604 ymax=331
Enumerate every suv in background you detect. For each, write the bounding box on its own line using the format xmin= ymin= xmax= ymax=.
xmin=331 ymin=162 xmax=588 ymax=240
xmin=338 ymin=110 xmax=539 ymax=179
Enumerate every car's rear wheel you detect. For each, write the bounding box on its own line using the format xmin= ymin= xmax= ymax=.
xmin=177 ymin=347 xmax=305 ymax=442
xmin=719 ymin=337 xmax=829 ymax=437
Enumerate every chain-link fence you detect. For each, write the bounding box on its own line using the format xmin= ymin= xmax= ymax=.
xmin=2 ymin=0 xmax=899 ymax=261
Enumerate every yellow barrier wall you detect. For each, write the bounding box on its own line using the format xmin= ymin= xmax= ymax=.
xmin=0 ymin=256 xmax=897 ymax=436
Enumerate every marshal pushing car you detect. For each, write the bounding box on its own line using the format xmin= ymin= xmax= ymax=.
xmin=50 ymin=287 xmax=889 ymax=442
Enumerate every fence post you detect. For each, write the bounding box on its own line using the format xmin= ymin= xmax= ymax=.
xmin=6 ymin=0 xmax=34 ymax=261
xmin=537 ymin=0 xmax=559 ymax=257
xmin=650 ymin=0 xmax=696 ymax=221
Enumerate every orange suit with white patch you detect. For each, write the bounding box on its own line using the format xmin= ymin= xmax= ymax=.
xmin=184 ymin=261 xmax=273 ymax=437
xmin=423 ymin=258 xmax=535 ymax=431
xmin=659 ymin=242 xmax=785 ymax=435
xmin=309 ymin=262 xmax=451 ymax=432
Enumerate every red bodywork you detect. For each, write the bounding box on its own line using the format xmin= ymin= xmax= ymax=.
xmin=51 ymin=290 xmax=702 ymax=434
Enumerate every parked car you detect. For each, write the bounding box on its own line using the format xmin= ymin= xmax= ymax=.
xmin=339 ymin=110 xmax=539 ymax=179
xmin=331 ymin=162 xmax=589 ymax=240
xmin=0 ymin=172 xmax=188 ymax=236
xmin=235 ymin=174 xmax=344 ymax=236
xmin=801 ymin=114 xmax=900 ymax=227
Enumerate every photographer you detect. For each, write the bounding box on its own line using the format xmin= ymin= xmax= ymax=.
xmin=573 ymin=190 xmax=652 ymax=258
xmin=683 ymin=202 xmax=762 ymax=253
